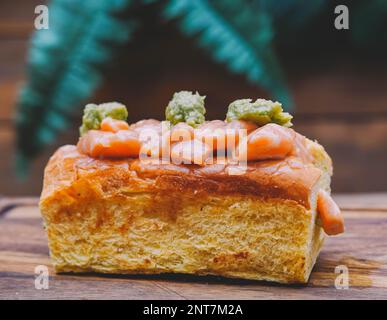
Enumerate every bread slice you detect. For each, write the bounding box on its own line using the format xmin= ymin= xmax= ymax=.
xmin=40 ymin=138 xmax=332 ymax=283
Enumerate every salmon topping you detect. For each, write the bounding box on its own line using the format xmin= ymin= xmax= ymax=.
xmin=245 ymin=123 xmax=295 ymax=161
xmin=78 ymin=121 xmax=303 ymax=164
xmin=100 ymin=117 xmax=130 ymax=133
xmin=77 ymin=129 xmax=141 ymax=158
xmin=170 ymin=139 xmax=212 ymax=166
xmin=317 ymin=190 xmax=345 ymax=235
xmin=170 ymin=122 xmax=194 ymax=142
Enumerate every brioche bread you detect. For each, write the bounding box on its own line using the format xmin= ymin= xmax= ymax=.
xmin=40 ymin=137 xmax=332 ymax=283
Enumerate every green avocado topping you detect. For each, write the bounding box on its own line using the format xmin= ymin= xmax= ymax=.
xmin=226 ymin=98 xmax=293 ymax=127
xmin=79 ymin=102 xmax=128 ymax=136
xmin=165 ymin=91 xmax=206 ymax=127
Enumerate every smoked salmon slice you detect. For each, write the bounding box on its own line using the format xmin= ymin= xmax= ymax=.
xmin=195 ymin=120 xmax=257 ymax=152
xmin=130 ymin=119 xmax=168 ymax=159
xmin=225 ymin=120 xmax=258 ymax=153
xmin=130 ymin=119 xmax=162 ymax=135
xmin=170 ymin=139 xmax=212 ymax=166
xmin=78 ymin=129 xmax=141 ymax=158
xmin=195 ymin=120 xmax=227 ymax=151
xmin=100 ymin=117 xmax=129 ymax=133
xmin=244 ymin=123 xmax=295 ymax=161
xmin=170 ymin=122 xmax=194 ymax=142
xmin=317 ymin=190 xmax=344 ymax=235
xmin=226 ymin=120 xmax=258 ymax=137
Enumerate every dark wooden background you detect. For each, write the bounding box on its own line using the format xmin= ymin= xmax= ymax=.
xmin=1 ymin=0 xmax=387 ymax=195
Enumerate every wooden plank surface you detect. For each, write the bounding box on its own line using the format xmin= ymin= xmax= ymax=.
xmin=0 ymin=195 xmax=387 ymax=300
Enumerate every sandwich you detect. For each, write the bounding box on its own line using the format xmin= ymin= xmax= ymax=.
xmin=40 ymin=91 xmax=344 ymax=284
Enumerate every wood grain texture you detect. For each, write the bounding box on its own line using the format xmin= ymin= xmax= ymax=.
xmin=0 ymin=195 xmax=386 ymax=300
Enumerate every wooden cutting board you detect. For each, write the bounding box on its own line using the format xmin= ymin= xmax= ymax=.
xmin=1 ymin=195 xmax=387 ymax=300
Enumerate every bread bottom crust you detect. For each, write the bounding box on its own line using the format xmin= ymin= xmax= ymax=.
xmin=41 ymin=192 xmax=324 ymax=284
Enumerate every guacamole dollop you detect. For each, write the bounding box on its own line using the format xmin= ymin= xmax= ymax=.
xmin=226 ymin=98 xmax=293 ymax=127
xmin=79 ymin=102 xmax=128 ymax=136
xmin=165 ymin=91 xmax=206 ymax=127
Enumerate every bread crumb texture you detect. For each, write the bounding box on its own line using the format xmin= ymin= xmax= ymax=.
xmin=41 ymin=187 xmax=324 ymax=283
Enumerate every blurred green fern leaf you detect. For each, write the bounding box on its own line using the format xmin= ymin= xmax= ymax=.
xmin=16 ymin=0 xmax=135 ymax=173
xmin=163 ymin=0 xmax=292 ymax=107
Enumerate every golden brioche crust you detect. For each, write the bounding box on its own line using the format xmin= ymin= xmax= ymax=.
xmin=41 ymin=142 xmax=328 ymax=210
